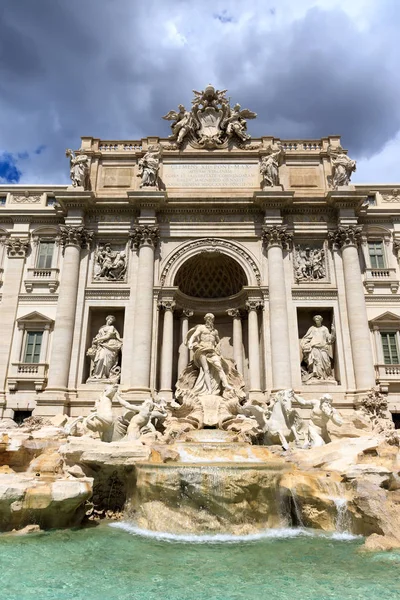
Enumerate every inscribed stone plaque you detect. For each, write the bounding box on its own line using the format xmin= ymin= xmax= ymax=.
xmin=103 ymin=167 xmax=133 ymax=188
xmin=289 ymin=167 xmax=320 ymax=188
xmin=163 ymin=162 xmax=258 ymax=188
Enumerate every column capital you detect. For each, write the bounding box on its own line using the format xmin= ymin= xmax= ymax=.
xmin=227 ymin=308 xmax=242 ymax=318
xmin=262 ymin=225 xmax=293 ymax=249
xmin=5 ymin=237 xmax=30 ymax=258
xmin=58 ymin=225 xmax=93 ymax=253
xmin=182 ymin=308 xmax=194 ymax=318
xmin=328 ymin=225 xmax=363 ymax=249
xmin=245 ymin=299 xmax=264 ymax=312
xmin=158 ymin=299 xmax=176 ymax=312
xmin=129 ymin=225 xmax=160 ymax=250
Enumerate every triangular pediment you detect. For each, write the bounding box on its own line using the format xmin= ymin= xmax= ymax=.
xmin=16 ymin=311 xmax=54 ymax=324
xmin=369 ymin=311 xmax=400 ymax=326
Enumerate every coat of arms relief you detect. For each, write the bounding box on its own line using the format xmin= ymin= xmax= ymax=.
xmin=162 ymin=84 xmax=257 ymax=149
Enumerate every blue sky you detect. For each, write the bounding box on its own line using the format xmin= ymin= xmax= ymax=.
xmin=1 ymin=0 xmax=400 ymax=184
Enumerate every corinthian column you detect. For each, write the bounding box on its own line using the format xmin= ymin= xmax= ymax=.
xmin=177 ymin=309 xmax=193 ymax=377
xmin=227 ymin=309 xmax=244 ymax=375
xmin=329 ymin=225 xmax=375 ymax=391
xmin=158 ymin=299 xmax=176 ymax=398
xmin=262 ymin=225 xmax=293 ymax=390
xmin=129 ymin=225 xmax=159 ymax=395
xmin=245 ymin=300 xmax=263 ymax=393
xmin=0 ymin=238 xmax=30 ymax=416
xmin=46 ymin=226 xmax=93 ymax=393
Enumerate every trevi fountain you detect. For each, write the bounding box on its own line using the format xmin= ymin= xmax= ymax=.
xmin=0 ymin=86 xmax=399 ymax=599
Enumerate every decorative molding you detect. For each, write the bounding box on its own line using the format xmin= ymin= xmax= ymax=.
xmin=291 ymin=289 xmax=338 ymax=300
xmin=365 ymin=294 xmax=400 ymax=303
xmin=160 ymin=238 xmax=261 ymax=287
xmin=10 ymin=191 xmax=42 ymax=204
xmin=58 ymin=226 xmax=94 ymax=252
xmin=328 ymin=225 xmax=363 ymax=249
xmin=182 ymin=309 xmax=194 ymax=318
xmin=6 ymin=237 xmax=30 ymax=258
xmin=261 ymin=225 xmax=293 ymax=249
xmin=382 ymin=189 xmax=400 ymax=203
xmin=129 ymin=225 xmax=160 ymax=249
xmin=18 ymin=294 xmax=59 ymax=302
xmin=85 ymin=289 xmax=130 ymax=300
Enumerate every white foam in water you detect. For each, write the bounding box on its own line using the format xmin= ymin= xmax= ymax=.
xmin=110 ymin=522 xmax=361 ymax=543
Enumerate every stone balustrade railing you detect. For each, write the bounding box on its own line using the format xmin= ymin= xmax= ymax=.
xmin=8 ymin=362 xmax=48 ymax=392
xmin=375 ymin=364 xmax=400 ymax=378
xmin=99 ymin=142 xmax=143 ymax=152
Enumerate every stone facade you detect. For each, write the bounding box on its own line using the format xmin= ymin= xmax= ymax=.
xmin=1 ymin=97 xmax=400 ymax=423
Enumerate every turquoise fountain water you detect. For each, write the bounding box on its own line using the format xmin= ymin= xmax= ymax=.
xmin=0 ymin=524 xmax=399 ymax=600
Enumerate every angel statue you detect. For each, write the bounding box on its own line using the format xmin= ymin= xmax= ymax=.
xmin=327 ymin=145 xmax=356 ymax=189
xmin=162 ymin=104 xmax=195 ymax=146
xmin=224 ymin=103 xmax=257 ymax=142
xmin=65 ymin=149 xmax=91 ymax=190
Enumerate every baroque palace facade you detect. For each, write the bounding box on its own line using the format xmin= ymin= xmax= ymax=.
xmin=0 ymin=85 xmax=400 ymax=424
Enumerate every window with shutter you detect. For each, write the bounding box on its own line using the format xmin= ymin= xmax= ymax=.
xmin=37 ymin=242 xmax=55 ymax=269
xmin=381 ymin=332 xmax=399 ymax=364
xmin=23 ymin=331 xmax=43 ymax=363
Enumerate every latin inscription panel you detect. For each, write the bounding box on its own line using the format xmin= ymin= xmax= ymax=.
xmin=163 ymin=162 xmax=258 ymax=188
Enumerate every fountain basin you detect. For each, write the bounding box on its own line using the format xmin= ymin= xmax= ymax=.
xmin=127 ymin=460 xmax=291 ymax=535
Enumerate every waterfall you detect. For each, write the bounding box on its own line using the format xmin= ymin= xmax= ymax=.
xmin=331 ymin=497 xmax=350 ymax=533
xmin=289 ymin=488 xmax=305 ymax=528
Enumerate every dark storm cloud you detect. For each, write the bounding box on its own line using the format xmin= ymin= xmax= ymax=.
xmin=0 ymin=0 xmax=399 ymax=182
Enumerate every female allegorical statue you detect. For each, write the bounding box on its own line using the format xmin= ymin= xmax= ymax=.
xmin=86 ymin=315 xmax=123 ymax=382
xmin=300 ymin=315 xmax=336 ymax=384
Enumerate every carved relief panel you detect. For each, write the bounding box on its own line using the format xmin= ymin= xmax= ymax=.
xmin=293 ymin=243 xmax=328 ymax=283
xmin=93 ymin=242 xmax=128 ymax=282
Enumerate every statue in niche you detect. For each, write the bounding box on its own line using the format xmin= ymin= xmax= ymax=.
xmin=327 ymin=145 xmax=356 ymax=189
xmin=94 ymin=243 xmax=127 ymax=281
xmin=165 ymin=313 xmax=257 ymax=441
xmin=137 ymin=144 xmax=161 ymax=188
xmin=300 ymin=315 xmax=336 ymax=384
xmin=186 ymin=312 xmax=233 ymax=395
xmin=86 ymin=315 xmax=122 ymax=383
xmin=260 ymin=143 xmax=282 ymax=188
xmin=294 ymin=245 xmax=326 ymax=282
xmin=296 ymin=393 xmax=343 ymax=447
xmin=65 ymin=148 xmax=91 ymax=190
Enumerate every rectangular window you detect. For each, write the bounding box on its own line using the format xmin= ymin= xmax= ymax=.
xmin=381 ymin=332 xmax=399 ymax=364
xmin=37 ymin=241 xmax=54 ymax=269
xmin=368 ymin=241 xmax=385 ymax=269
xmin=23 ymin=331 xmax=43 ymax=363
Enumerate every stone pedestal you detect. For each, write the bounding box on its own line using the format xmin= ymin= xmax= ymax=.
xmin=262 ymin=226 xmax=293 ymax=390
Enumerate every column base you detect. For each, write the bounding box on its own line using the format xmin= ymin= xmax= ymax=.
xmin=120 ymin=387 xmax=153 ymax=403
xmin=157 ymin=390 xmax=173 ymax=401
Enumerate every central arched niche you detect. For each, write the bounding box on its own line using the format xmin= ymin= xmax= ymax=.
xmin=174 ymin=251 xmax=247 ymax=298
